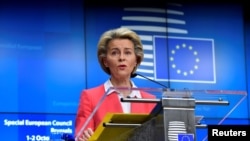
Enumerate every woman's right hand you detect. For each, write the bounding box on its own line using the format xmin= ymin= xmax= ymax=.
xmin=77 ymin=128 xmax=94 ymax=141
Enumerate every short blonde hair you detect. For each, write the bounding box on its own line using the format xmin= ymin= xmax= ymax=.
xmin=97 ymin=27 xmax=144 ymax=75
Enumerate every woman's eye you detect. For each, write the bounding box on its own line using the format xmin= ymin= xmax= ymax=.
xmin=111 ymin=51 xmax=118 ymax=55
xmin=125 ymin=51 xmax=131 ymax=55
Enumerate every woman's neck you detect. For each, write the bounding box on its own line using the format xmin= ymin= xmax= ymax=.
xmin=110 ymin=77 xmax=132 ymax=97
xmin=110 ymin=77 xmax=131 ymax=87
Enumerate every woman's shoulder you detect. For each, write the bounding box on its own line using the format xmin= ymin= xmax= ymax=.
xmin=81 ymin=84 xmax=105 ymax=96
xmin=86 ymin=84 xmax=104 ymax=91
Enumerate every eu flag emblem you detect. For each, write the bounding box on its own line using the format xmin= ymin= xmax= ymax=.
xmin=154 ymin=36 xmax=215 ymax=83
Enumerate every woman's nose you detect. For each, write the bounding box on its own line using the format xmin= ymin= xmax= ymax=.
xmin=119 ymin=53 xmax=125 ymax=61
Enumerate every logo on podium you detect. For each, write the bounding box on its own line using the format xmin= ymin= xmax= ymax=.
xmin=178 ymin=133 xmax=194 ymax=141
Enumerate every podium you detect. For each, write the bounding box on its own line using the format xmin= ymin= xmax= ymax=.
xmin=77 ymin=87 xmax=247 ymax=141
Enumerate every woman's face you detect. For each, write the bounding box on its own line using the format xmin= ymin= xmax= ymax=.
xmin=103 ymin=38 xmax=137 ymax=78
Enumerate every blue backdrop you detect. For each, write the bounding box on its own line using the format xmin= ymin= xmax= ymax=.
xmin=0 ymin=0 xmax=249 ymax=140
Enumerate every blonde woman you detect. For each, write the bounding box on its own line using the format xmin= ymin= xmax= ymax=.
xmin=75 ymin=27 xmax=156 ymax=141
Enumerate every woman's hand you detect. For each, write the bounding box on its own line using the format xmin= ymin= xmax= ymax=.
xmin=77 ymin=128 xmax=94 ymax=141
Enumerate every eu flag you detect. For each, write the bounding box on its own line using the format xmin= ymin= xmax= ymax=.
xmin=154 ymin=36 xmax=215 ymax=83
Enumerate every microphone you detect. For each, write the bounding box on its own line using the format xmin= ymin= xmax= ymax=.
xmin=131 ymin=73 xmax=169 ymax=89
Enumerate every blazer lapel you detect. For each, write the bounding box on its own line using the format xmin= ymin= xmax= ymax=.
xmin=105 ymin=92 xmax=123 ymax=113
xmin=131 ymin=102 xmax=145 ymax=113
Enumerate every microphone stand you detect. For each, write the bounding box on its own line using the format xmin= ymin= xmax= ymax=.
xmin=132 ymin=73 xmax=169 ymax=89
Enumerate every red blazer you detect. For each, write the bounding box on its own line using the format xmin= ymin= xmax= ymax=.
xmin=75 ymin=84 xmax=156 ymax=136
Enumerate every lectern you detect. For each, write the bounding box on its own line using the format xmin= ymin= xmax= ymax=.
xmin=76 ymin=87 xmax=247 ymax=141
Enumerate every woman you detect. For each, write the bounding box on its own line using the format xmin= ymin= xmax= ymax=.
xmin=75 ymin=27 xmax=156 ymax=141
